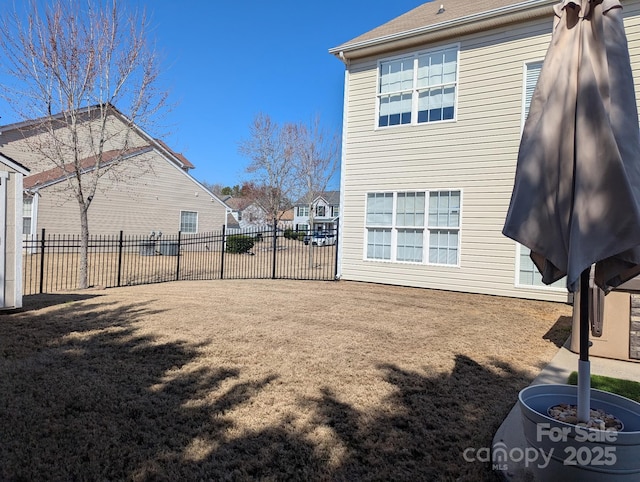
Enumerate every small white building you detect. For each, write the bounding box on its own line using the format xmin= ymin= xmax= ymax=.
xmin=0 ymin=153 xmax=29 ymax=308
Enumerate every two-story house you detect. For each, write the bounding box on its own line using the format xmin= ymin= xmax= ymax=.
xmin=0 ymin=105 xmax=229 ymax=237
xmin=330 ymin=0 xmax=640 ymax=303
xmin=293 ymin=191 xmax=340 ymax=234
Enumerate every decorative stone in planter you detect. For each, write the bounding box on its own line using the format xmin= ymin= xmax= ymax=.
xmin=519 ymin=384 xmax=640 ymax=481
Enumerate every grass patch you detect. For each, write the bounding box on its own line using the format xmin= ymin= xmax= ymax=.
xmin=568 ymin=372 xmax=640 ymax=402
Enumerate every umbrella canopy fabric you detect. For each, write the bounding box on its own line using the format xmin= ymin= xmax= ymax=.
xmin=503 ymin=0 xmax=640 ymax=293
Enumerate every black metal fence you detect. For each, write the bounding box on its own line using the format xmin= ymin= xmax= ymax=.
xmin=23 ymin=224 xmax=338 ymax=295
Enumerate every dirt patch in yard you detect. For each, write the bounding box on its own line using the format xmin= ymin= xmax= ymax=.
xmin=0 ymin=280 xmax=571 ymax=481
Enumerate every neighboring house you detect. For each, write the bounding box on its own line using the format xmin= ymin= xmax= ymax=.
xmin=329 ymin=0 xmax=640 ymax=302
xmin=0 ymin=105 xmax=229 ymax=236
xmin=278 ymin=208 xmax=294 ymax=230
xmin=293 ymin=191 xmax=340 ymax=234
xmin=0 ymin=153 xmax=29 ymax=308
xmin=225 ymin=197 xmax=270 ymax=230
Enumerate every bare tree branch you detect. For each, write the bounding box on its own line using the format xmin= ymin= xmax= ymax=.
xmin=0 ymin=0 xmax=169 ymax=288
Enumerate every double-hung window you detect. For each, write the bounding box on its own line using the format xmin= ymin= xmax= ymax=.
xmin=180 ymin=211 xmax=198 ymax=233
xmin=378 ymin=45 xmax=458 ymax=128
xmin=365 ymin=190 xmax=460 ymax=265
xmin=427 ymin=191 xmax=460 ymax=265
xmin=23 ymin=196 xmax=33 ymax=235
xmin=298 ymin=206 xmax=309 ymax=217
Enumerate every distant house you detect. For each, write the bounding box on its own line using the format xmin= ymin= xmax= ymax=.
xmin=0 ymin=153 xmax=29 ymax=308
xmin=0 ymin=105 xmax=229 ymax=236
xmin=329 ymin=0 xmax=640 ymax=302
xmin=277 ymin=208 xmax=294 ymax=230
xmin=293 ymin=191 xmax=340 ymax=233
xmin=224 ymin=197 xmax=270 ymax=230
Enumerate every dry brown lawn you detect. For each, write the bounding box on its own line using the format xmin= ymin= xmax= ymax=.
xmin=0 ymin=280 xmax=572 ymax=481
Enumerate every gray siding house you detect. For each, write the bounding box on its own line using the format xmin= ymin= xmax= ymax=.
xmin=293 ymin=191 xmax=340 ymax=234
xmin=0 ymin=106 xmax=229 ymax=237
xmin=330 ymin=0 xmax=640 ymax=302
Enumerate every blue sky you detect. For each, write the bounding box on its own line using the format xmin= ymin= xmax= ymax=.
xmin=132 ymin=0 xmax=429 ymax=187
xmin=0 ymin=0 xmax=429 ymax=187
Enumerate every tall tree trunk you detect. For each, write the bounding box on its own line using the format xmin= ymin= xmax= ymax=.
xmin=79 ymin=201 xmax=90 ymax=289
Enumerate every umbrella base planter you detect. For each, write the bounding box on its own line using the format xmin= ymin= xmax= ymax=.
xmin=519 ymin=384 xmax=640 ymax=480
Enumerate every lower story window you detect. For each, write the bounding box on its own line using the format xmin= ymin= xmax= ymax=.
xmin=23 ymin=196 xmax=33 ymax=235
xmin=367 ymin=228 xmax=391 ymax=260
xmin=518 ymin=246 xmax=565 ymax=288
xmin=365 ymin=190 xmax=461 ymax=265
xmin=180 ymin=211 xmax=198 ymax=233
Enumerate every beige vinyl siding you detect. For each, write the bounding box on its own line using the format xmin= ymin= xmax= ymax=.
xmin=0 ymin=112 xmax=149 ymax=174
xmin=340 ymin=8 xmax=640 ymax=302
xmin=34 ymin=150 xmax=226 ymax=235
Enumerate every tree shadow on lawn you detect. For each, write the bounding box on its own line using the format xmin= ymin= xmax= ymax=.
xmin=1 ymin=297 xmax=537 ymax=481
xmin=0 ymin=298 xmax=288 ymax=481
xmin=304 ymin=355 xmax=531 ymax=482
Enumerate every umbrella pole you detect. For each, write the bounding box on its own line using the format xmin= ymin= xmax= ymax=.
xmin=578 ymin=268 xmax=591 ymax=423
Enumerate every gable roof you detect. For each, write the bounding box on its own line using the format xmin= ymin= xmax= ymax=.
xmin=295 ymin=190 xmax=340 ymax=206
xmin=0 ymin=103 xmax=195 ymax=173
xmin=0 ymin=152 xmax=30 ymax=175
xmin=23 ymin=147 xmax=152 ymax=190
xmin=330 ymin=0 xmax=556 ymax=60
xmin=153 ymin=138 xmax=195 ymax=170
xmin=224 ymin=197 xmax=255 ymax=212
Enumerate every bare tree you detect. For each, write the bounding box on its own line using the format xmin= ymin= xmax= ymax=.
xmin=0 ymin=0 xmax=168 ymax=288
xmin=293 ymin=116 xmax=340 ymax=267
xmin=239 ymin=113 xmax=299 ymax=222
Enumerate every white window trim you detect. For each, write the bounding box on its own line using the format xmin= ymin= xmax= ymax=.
xmin=180 ymin=210 xmax=198 ymax=234
xmin=521 ymin=59 xmax=544 ymax=132
xmin=375 ymin=43 xmax=460 ymax=130
xmin=362 ymin=189 xmax=462 ymax=267
xmin=514 ymin=243 xmax=567 ymax=292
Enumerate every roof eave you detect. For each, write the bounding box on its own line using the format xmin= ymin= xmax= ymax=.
xmin=329 ymin=0 xmax=555 ymax=61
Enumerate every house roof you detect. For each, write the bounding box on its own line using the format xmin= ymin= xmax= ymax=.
xmin=330 ymin=0 xmax=556 ymax=59
xmin=153 ymin=138 xmax=195 ymax=170
xmin=279 ymin=208 xmax=294 ymax=221
xmin=224 ymin=197 xmax=254 ymax=211
xmin=23 ymin=147 xmax=152 ymax=190
xmin=296 ymin=190 xmax=340 ymax=206
xmin=0 ymin=103 xmax=195 ymax=173
xmin=0 ymin=152 xmax=30 ymax=175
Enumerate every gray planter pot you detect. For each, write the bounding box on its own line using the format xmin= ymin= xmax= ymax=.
xmin=519 ymin=384 xmax=640 ymax=481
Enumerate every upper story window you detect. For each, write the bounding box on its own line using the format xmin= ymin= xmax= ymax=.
xmin=298 ymin=206 xmax=309 ymax=217
xmin=316 ymin=205 xmax=326 ymax=217
xmin=378 ymin=45 xmax=459 ymax=128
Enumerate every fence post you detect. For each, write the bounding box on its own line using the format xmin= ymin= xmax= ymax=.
xmin=271 ymin=218 xmax=277 ymax=279
xmin=220 ymin=225 xmax=226 ymax=280
xmin=176 ymin=231 xmax=182 ymax=281
xmin=117 ymin=230 xmax=124 ymax=287
xmin=39 ymin=228 xmax=46 ymax=294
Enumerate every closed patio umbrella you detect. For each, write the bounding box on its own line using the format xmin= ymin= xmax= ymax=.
xmin=503 ymin=0 xmax=640 ymax=422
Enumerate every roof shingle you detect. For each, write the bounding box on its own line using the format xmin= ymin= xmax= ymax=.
xmin=332 ymin=0 xmax=554 ymax=52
